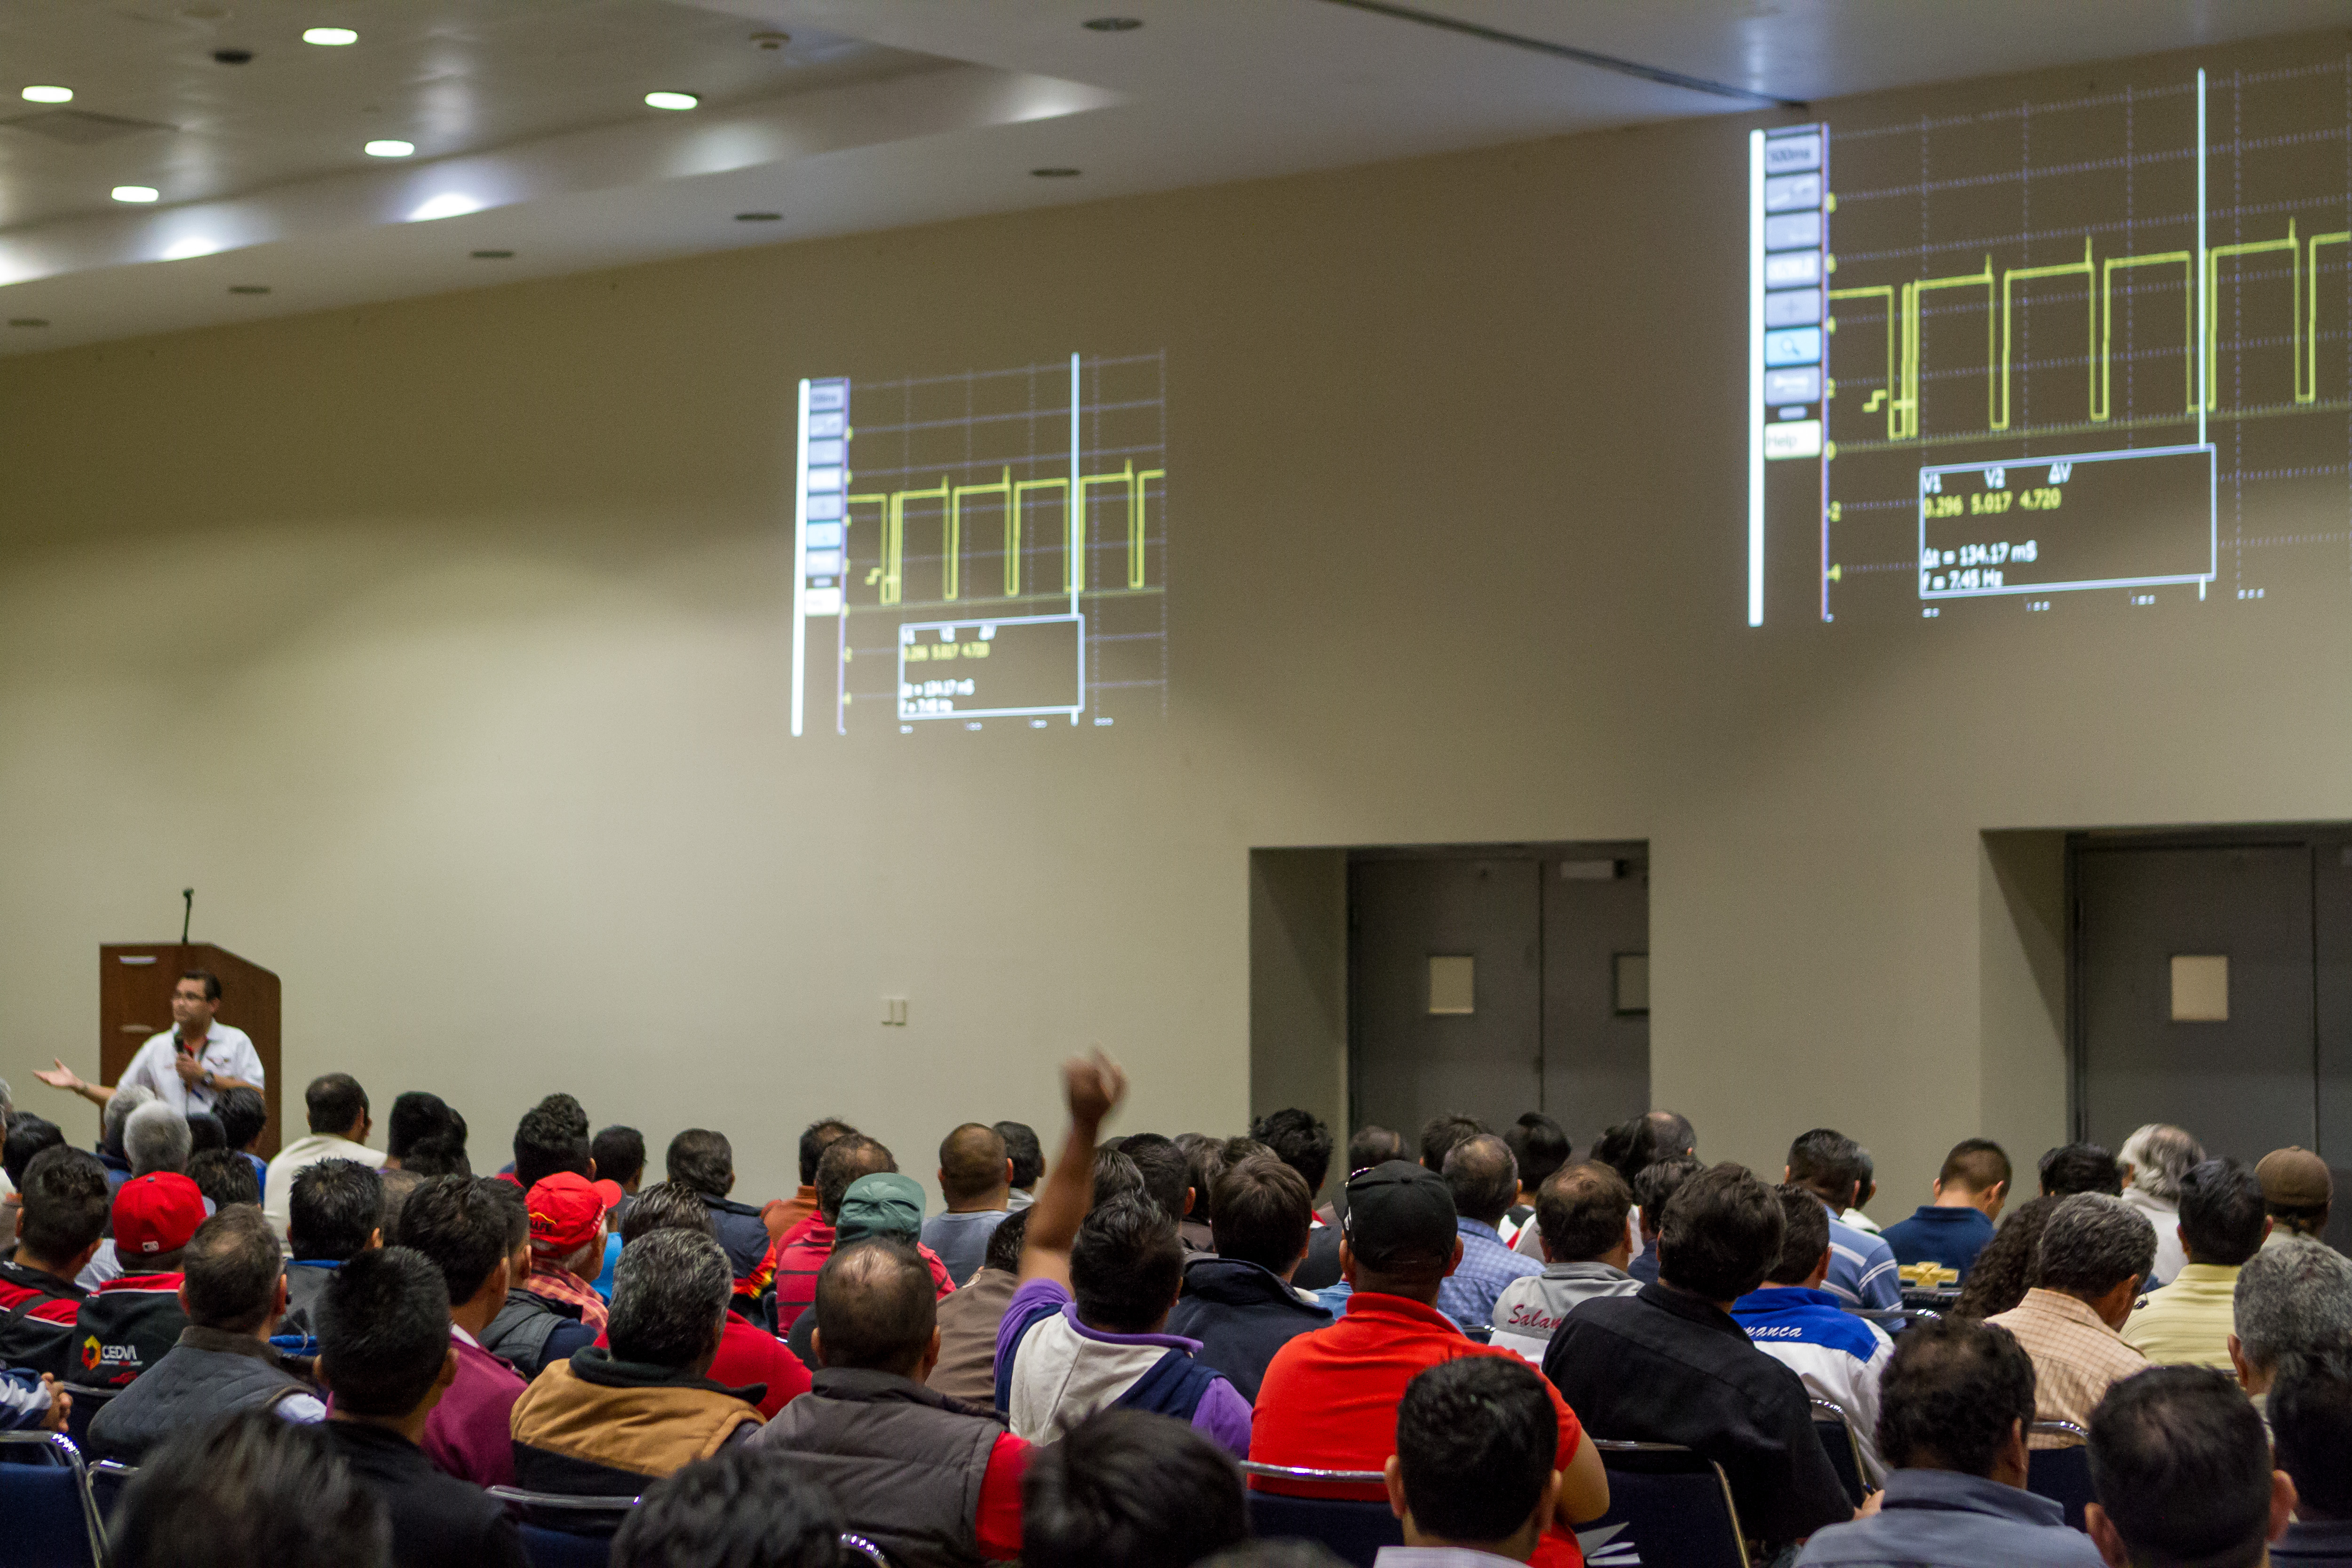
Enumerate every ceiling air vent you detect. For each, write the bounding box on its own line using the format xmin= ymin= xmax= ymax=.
xmin=0 ymin=111 xmax=177 ymax=145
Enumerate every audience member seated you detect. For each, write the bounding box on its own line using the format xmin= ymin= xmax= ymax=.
xmin=1491 ymin=1161 xmax=1642 ymax=1362
xmin=187 ymin=1146 xmax=262 ymax=1210
xmin=2268 ymin=1348 xmax=2352 ymax=1568
xmin=1627 ymin=1154 xmax=1704 ymax=1287
xmin=766 ymin=1117 xmax=858 ymax=1245
xmin=1419 ymin=1113 xmax=1488 ymax=1176
xmin=1253 ymin=1159 xmax=1606 ymax=1568
xmin=1383 ymin=1355 xmax=1573 ymax=1567
xmin=997 ymin=1120 xmax=1044 ymax=1212
xmin=2084 ymin=1367 xmax=2292 ymax=1568
xmin=1591 ymin=1110 xmax=1698 ymax=1190
xmin=86 ymin=1205 xmax=322 ymax=1463
xmin=1842 ymin=1147 xmax=1884 ymax=1236
xmin=1883 ymin=1140 xmax=2010 ymax=1284
xmin=2125 ymin=1157 xmax=2268 ymax=1369
xmin=1500 ymin=1113 xmax=1572 ymax=1257
xmin=1021 ymin=1407 xmax=1249 ymax=1568
xmin=2042 ymin=1143 xmax=2123 ymax=1199
xmin=998 ymin=1054 xmax=1251 ymax=1455
xmin=1732 ymin=1182 xmax=1895 ymax=1486
xmin=95 ymin=1083 xmax=154 ymax=1190
xmin=215 ymin=1086 xmax=272 ymax=1196
xmin=1254 ymin=1109 xmax=1343 ymax=1288
xmin=770 ymin=1133 xmax=898 ymax=1331
xmin=1794 ymin=1319 xmax=2102 ymax=1568
xmin=2257 ymin=1148 xmax=2334 ymax=1253
xmin=1326 ymin=1124 xmax=1408 ymax=1229
xmin=1953 ymin=1195 xmax=2062 ymax=1321
xmin=524 ymin=1170 xmax=620 ymax=1331
xmin=924 ymin=1123 xmax=1014 ymax=1287
xmin=1545 ymin=1163 xmax=1851 ymax=1558
xmin=754 ymin=1237 xmax=1028 ymax=1566
xmin=1120 ymin=1132 xmax=1205 ymax=1251
xmin=1 ymin=1112 xmax=66 ymax=1202
xmin=397 ymin=1175 xmax=531 ymax=1485
xmin=1434 ymin=1134 xmax=1543 ymax=1330
xmin=511 ymin=1227 xmax=765 ymax=1494
xmin=125 ymin=1098 xmax=194 ymax=1176
xmin=108 ymin=1408 xmax=392 ymax=1568
xmin=385 ymin=1091 xmax=468 ymax=1177
xmin=611 ymin=1446 xmax=847 ymax=1568
xmin=1984 ymin=1194 xmax=2154 ymax=1445
xmin=664 ymin=1128 xmax=770 ymax=1279
xmin=477 ymin=1176 xmax=594 ymax=1377
xmin=284 ymin=1157 xmax=386 ymax=1334
xmin=785 ymin=1172 xmax=953 ymax=1368
xmin=316 ymin=1247 xmax=528 ymax=1568
xmin=1176 ymin=1134 xmax=1234 ymax=1255
xmin=589 ymin=1125 xmax=644 ymax=1292
xmin=0 ymin=1145 xmax=107 ymax=1377
xmin=510 ymin=1093 xmax=594 ymax=1188
xmin=1786 ymin=1129 xmax=1903 ymax=1309
xmin=265 ymin=1074 xmax=377 ymax=1238
xmin=611 ymin=1180 xmax=810 ymax=1417
xmin=75 ymin=1170 xmax=208 ymax=1387
xmin=1166 ymin=1154 xmax=1331 ymax=1399
xmin=2227 ymin=1237 xmax=2352 ymax=1424
xmin=934 ymin=1209 xmax=1028 ymax=1403
xmin=2115 ymin=1123 xmax=2203 ymax=1286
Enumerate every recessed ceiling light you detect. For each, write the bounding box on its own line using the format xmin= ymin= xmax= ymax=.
xmin=227 ymin=285 xmax=270 ymax=294
xmin=644 ymin=91 xmax=699 ymax=111
xmin=735 ymin=211 xmax=781 ymax=222
xmin=364 ymin=139 xmax=413 ymax=157
xmin=212 ymin=49 xmax=254 ymax=64
xmin=21 ymin=86 xmax=73 ymax=104
xmin=470 ymin=249 xmax=514 ymax=259
xmin=1031 ymin=167 xmax=1081 ymax=178
xmin=303 ymin=27 xmax=358 ymax=45
xmin=1083 ymin=17 xmax=1143 ymax=30
xmin=8 ymin=318 xmax=49 ymax=328
xmin=112 ymin=185 xmax=160 ymax=203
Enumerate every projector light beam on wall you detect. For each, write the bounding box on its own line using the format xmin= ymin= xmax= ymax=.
xmin=408 ymin=192 xmax=485 ymax=222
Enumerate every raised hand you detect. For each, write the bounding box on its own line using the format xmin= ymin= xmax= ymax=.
xmin=1062 ymin=1048 xmax=1127 ymax=1129
xmin=32 ymin=1059 xmax=85 ymax=1093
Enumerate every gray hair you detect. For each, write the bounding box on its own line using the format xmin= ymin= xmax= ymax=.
xmin=2117 ymin=1124 xmax=2204 ymax=1203
xmin=2034 ymin=1192 xmax=2157 ymax=1298
xmin=103 ymin=1083 xmax=157 ymax=1154
xmin=0 ymin=1077 xmax=14 ymax=1121
xmin=606 ymin=1227 xmax=729 ymax=1369
xmin=2235 ymin=1237 xmax=2352 ymax=1373
xmin=126 ymin=1101 xmax=193 ymax=1177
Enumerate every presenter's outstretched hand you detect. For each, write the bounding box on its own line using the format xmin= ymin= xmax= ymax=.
xmin=1063 ymin=1049 xmax=1126 ymax=1130
xmin=33 ymin=1059 xmax=85 ymax=1093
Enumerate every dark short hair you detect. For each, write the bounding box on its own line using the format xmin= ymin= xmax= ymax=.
xmin=179 ymin=969 xmax=223 ymax=1003
xmin=1093 ymin=1148 xmax=1147 ymax=1207
xmin=513 ymin=1095 xmax=591 ymax=1189
xmin=609 ymin=1229 xmax=731 ymax=1368
xmin=2178 ymin=1159 xmax=2267 ymax=1267
xmin=213 ymin=1089 xmax=268 ymax=1154
xmin=385 ymin=1093 xmax=455 ymax=1161
xmin=1346 ymin=1125 xmax=1408 ymax=1178
xmin=2040 ymin=1142 xmax=2122 ymax=1197
xmin=1505 ymin=1114 xmax=1572 ymax=1194
xmin=186 ymin=1113 xmax=226 ymax=1154
xmin=1396 ymin=1355 xmax=1557 ymax=1543
xmin=376 ymin=1169 xmax=423 ymax=1245
xmin=799 ymin=1118 xmax=858 ymax=1187
xmin=1072 ymin=1195 xmax=1184 ymax=1333
xmin=814 ymin=1239 xmax=937 ymax=1374
xmin=1022 ymin=1409 xmax=1247 ymax=1568
xmin=1 ymin=1114 xmax=63 ymax=1188
xmin=304 ymin=1074 xmax=368 ymax=1138
xmin=1251 ymin=1109 xmax=1334 ymax=1198
xmin=665 ymin=1129 xmax=735 ymax=1198
xmin=1766 ymin=1181 xmax=1833 ymax=1284
xmin=592 ymin=1126 xmax=646 ymax=1189
xmin=2269 ymin=1348 xmax=2352 ymax=1520
xmin=620 ymin=1181 xmax=719 ymax=1245
xmin=1187 ymin=1137 xmax=1267 ymax=1224
xmin=290 ymin=1158 xmax=383 ymax=1261
xmin=1443 ymin=1135 xmax=1519 ymax=1226
xmin=1939 ymin=1139 xmax=2012 ymax=1194
xmin=398 ymin=1176 xmax=517 ymax=1305
xmin=940 ymin=1123 xmax=1009 ymax=1205
xmin=2035 ymin=1194 xmax=2158 ymax=1297
xmin=984 ymin=1207 xmax=1031 ymax=1274
xmin=1786 ymin=1129 xmax=1866 ymax=1209
xmin=1657 ymin=1165 xmax=1784 ymax=1302
xmin=110 ymin=1410 xmax=388 ymax=1568
xmin=17 ymin=1144 xmax=110 ymax=1261
xmin=995 ymin=1121 xmax=1044 ymax=1190
xmin=612 ymin=1447 xmax=844 ymax=1568
xmin=1210 ymin=1157 xmax=1312 ymax=1274
xmin=816 ymin=1136 xmax=896 ymax=1223
xmin=318 ymin=1248 xmax=456 ymax=1418
xmin=186 ymin=1147 xmax=262 ymax=1210
xmin=2088 ymin=1367 xmax=2275 ymax=1568
xmin=1875 ymin=1318 xmax=2036 ymax=1474
xmin=1418 ymin=1113 xmax=1488 ymax=1173
xmin=182 ymin=1205 xmax=285 ymax=1333
xmin=1536 ymin=1162 xmax=1633 ymax=1263
xmin=1632 ymin=1155 xmax=1705 ymax=1223
xmin=1116 ymin=1134 xmax=1192 ymax=1226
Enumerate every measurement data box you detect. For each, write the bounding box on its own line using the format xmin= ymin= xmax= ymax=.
xmin=897 ymin=614 xmax=1083 ymax=721
xmin=1918 ymin=445 xmax=2216 ymax=599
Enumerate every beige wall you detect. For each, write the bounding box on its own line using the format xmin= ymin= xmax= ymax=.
xmin=3 ymin=31 xmax=2345 ymax=1209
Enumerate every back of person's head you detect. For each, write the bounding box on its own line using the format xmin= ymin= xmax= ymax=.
xmin=186 ymin=1147 xmax=262 ymax=1210
xmin=2034 ymin=1193 xmax=2158 ymax=1298
xmin=610 ymin=1228 xmax=731 ymax=1368
xmin=665 ymin=1129 xmax=735 ymax=1198
xmin=397 ymin=1110 xmax=471 ymax=1178
xmin=1116 ymin=1134 xmax=1192 ymax=1226
xmin=110 ymin=1410 xmax=389 ymax=1568
xmin=186 ymin=1113 xmax=226 ymax=1154
xmin=305 ymin=1074 xmax=369 ymax=1138
xmin=815 ymin=1135 xmax=896 ymax=1223
xmin=1346 ymin=1125 xmax=1408 ymax=1178
xmin=982 ymin=1207 xmax=1031 ymax=1275
xmin=1874 ymin=1318 xmax=2036 ymax=1475
xmin=592 ymin=1125 xmax=646 ymax=1190
xmin=994 ymin=1120 xmax=1044 ymax=1191
xmin=798 ymin=1117 xmax=858 ymax=1188
xmin=1 ymin=1113 xmax=63 ymax=1189
xmin=1441 ymin=1134 xmax=1519 ymax=1226
xmin=513 ymin=1093 xmax=591 ymax=1188
xmin=180 ymin=1205 xmax=285 ymax=1333
xmin=1658 ymin=1164 xmax=1784 ymax=1303
xmin=1071 ymin=1194 xmax=1184 ymax=1332
xmin=1188 ymin=1137 xmax=1268 ymax=1223
xmin=103 ymin=1082 xmax=156 ymax=1159
xmin=939 ymin=1122 xmax=1010 ymax=1205
xmin=2117 ymin=1124 xmax=2204 ymax=1204
xmin=289 ymin=1157 xmax=383 ymax=1261
xmin=620 ymin=1180 xmax=720 ymax=1244
xmin=1250 ymin=1108 xmax=1334 ymax=1199
xmin=1766 ymin=1181 xmax=1832 ymax=1285
xmin=1393 ymin=1355 xmax=1559 ymax=1552
xmin=2269 ymin=1348 xmax=2352 ymax=1523
xmin=1535 ymin=1161 xmax=1633 ymax=1264
xmin=1022 ymin=1408 xmax=1248 ymax=1568
xmin=1954 ymin=1194 xmax=2062 ymax=1321
xmin=16 ymin=1145 xmax=109 ymax=1264
xmin=316 ymin=1247 xmax=453 ymax=1419
xmin=1344 ymin=1161 xmax=1460 ymax=1298
xmin=1504 ymin=1113 xmax=1571 ymax=1195
xmin=1645 ymin=1111 xmax=1697 ymax=1160
xmin=2177 ymin=1159 xmax=2267 ymax=1267
xmin=213 ymin=1088 xmax=268 ymax=1154
xmin=1092 ymin=1147 xmax=1147 ymax=1207
xmin=2088 ymin=1367 xmax=2278 ymax=1568
xmin=1210 ymin=1156 xmax=1312 ymax=1275
xmin=1632 ymin=1155 xmax=1706 ymax=1226
xmin=1939 ymin=1138 xmax=2012 ymax=1196
xmin=2232 ymin=1236 xmax=2352 ymax=1378
xmin=1418 ymin=1113 xmax=1488 ymax=1174
xmin=1786 ymin=1128 xmax=1866 ymax=1209
xmin=397 ymin=1175 xmax=514 ymax=1306
xmin=813 ymin=1238 xmax=937 ymax=1376
xmin=386 ymin=1092 xmax=455 ymax=1162
xmin=2041 ymin=1142 xmax=2123 ymax=1197
xmin=377 ymin=1168 xmax=423 ymax=1243
xmin=125 ymin=1100 xmax=192 ymax=1176
xmin=612 ymin=1448 xmax=845 ymax=1568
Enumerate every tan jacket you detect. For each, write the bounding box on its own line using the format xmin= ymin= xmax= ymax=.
xmin=511 ymin=1354 xmax=762 ymax=1486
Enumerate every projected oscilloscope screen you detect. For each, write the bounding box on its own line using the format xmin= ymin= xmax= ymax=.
xmin=787 ymin=353 xmax=1168 ymax=735
xmin=1746 ymin=60 xmax=2351 ymax=626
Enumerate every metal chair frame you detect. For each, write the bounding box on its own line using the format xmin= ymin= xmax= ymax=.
xmin=2030 ymin=1419 xmax=2090 ymax=1444
xmin=839 ymin=1534 xmax=892 ymax=1566
xmin=1239 ymin=1460 xmax=1387 ymax=1486
xmin=1808 ymin=1396 xmax=1870 ymax=1504
xmin=0 ymin=1429 xmax=108 ymax=1568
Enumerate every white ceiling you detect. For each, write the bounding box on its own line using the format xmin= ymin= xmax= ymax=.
xmin=0 ymin=0 xmax=2344 ymax=355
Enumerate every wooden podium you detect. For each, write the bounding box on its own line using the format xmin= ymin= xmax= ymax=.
xmin=99 ymin=944 xmax=283 ymax=1158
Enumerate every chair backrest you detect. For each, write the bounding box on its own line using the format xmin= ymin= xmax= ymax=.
xmin=57 ymin=1383 xmax=114 ymax=1451
xmin=0 ymin=1431 xmax=106 ymax=1568
xmin=514 ymin=1520 xmax=618 ymax=1568
xmin=2027 ymin=1422 xmax=2095 ymax=1530
xmin=1240 ymin=1462 xmax=1401 ymax=1568
xmin=1580 ymin=1441 xmax=1751 ymax=1568
xmin=490 ymin=1485 xmax=639 ymax=1567
xmin=1849 ymin=1306 xmax=1941 ymax=1334
xmin=88 ymin=1458 xmax=136 ymax=1534
xmin=1809 ymin=1399 xmax=1868 ymax=1506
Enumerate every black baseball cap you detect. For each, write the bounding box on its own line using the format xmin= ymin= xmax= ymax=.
xmin=1344 ymin=1160 xmax=1458 ymax=1268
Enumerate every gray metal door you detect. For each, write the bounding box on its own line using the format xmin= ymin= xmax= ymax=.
xmin=1542 ymin=859 xmax=1652 ymax=1156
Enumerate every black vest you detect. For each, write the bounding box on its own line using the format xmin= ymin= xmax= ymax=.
xmin=756 ymin=1368 xmax=1003 ymax=1568
xmin=480 ymin=1288 xmax=579 ymax=1377
xmin=83 ymin=1327 xmax=311 ymax=1464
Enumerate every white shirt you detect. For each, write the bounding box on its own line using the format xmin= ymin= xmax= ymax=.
xmin=2122 ymin=1187 xmax=2186 ymax=1285
xmin=118 ymin=1023 xmax=264 ymax=1117
xmin=262 ymin=1131 xmax=381 ymax=1239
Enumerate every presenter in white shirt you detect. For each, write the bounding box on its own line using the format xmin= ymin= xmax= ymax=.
xmin=36 ymin=969 xmax=264 ymax=1118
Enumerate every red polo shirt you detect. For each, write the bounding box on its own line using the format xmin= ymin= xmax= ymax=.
xmin=1250 ymin=1291 xmax=1589 ymax=1568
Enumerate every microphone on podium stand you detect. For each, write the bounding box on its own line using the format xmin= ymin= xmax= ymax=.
xmin=181 ymin=888 xmax=193 ymax=944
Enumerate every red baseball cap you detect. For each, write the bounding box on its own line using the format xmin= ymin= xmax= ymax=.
xmin=114 ymin=1172 xmax=206 ymax=1259
xmin=528 ymin=1172 xmax=620 ymax=1257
